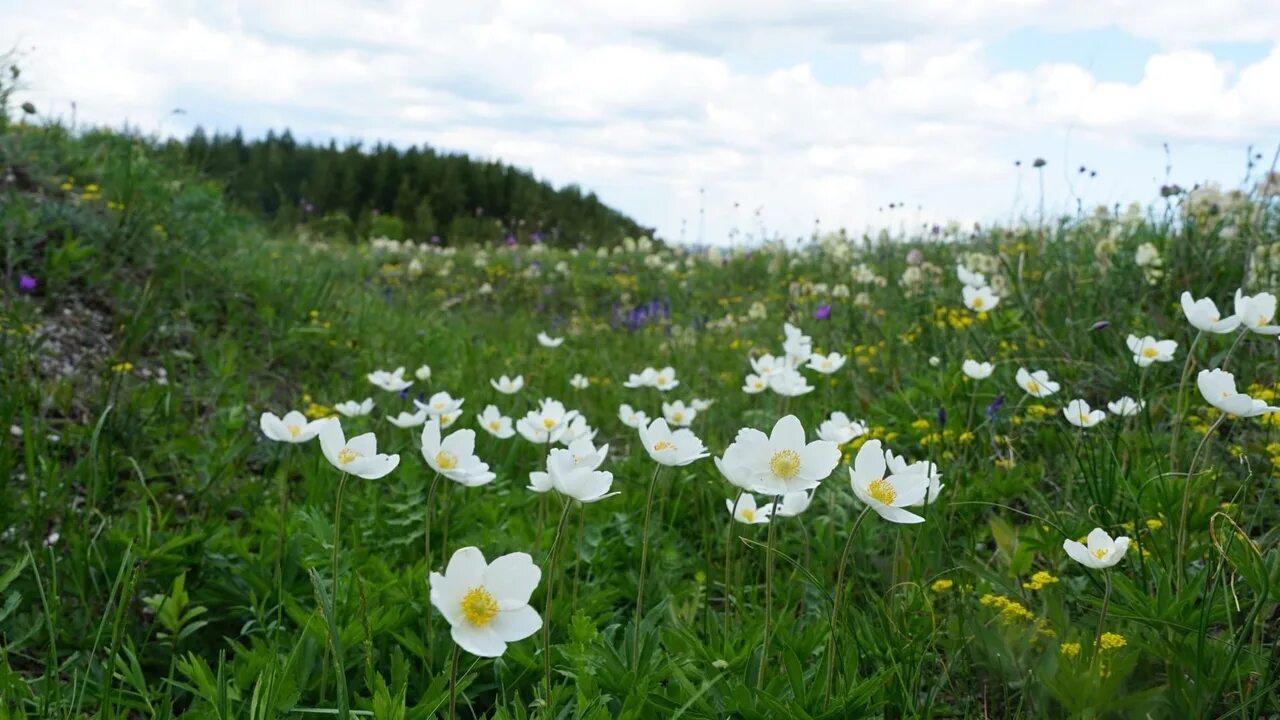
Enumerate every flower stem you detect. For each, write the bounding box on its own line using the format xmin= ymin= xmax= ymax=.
xmin=758 ymin=496 xmax=781 ymax=689
xmin=424 ymin=472 xmax=441 ymax=660
xmin=823 ymin=504 xmax=872 ymax=708
xmin=332 ymin=472 xmax=349 ymax=613
xmin=276 ymin=451 xmax=291 ymax=631
xmin=1168 ymin=331 xmax=1202 ymax=470
xmin=1175 ymin=414 xmax=1226 ymax=589
xmin=542 ymin=499 xmax=575 ymax=706
xmin=723 ymin=488 xmax=744 ymax=649
xmin=633 ymin=464 xmax=663 ymax=670
xmin=1093 ymin=571 xmax=1113 ymax=659
xmin=447 ymin=643 xmax=460 ymax=720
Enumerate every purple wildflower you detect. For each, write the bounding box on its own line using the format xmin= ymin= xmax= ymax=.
xmin=1089 ymin=320 xmax=1110 ymax=332
xmin=18 ymin=274 xmax=37 ymax=294
xmin=937 ymin=407 xmax=947 ymax=429
xmin=814 ymin=304 xmax=832 ymax=321
xmin=986 ymin=394 xmax=1005 ymax=420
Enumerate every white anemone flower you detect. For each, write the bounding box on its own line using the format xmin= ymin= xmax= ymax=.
xmin=848 ymin=440 xmax=928 ymax=524
xmin=750 ymin=353 xmax=787 ymax=377
xmin=726 ymin=494 xmax=772 ymax=524
xmin=691 ymin=398 xmax=714 ymax=412
xmin=477 ymin=405 xmax=515 ymax=439
xmin=956 ymin=264 xmax=986 ymax=288
xmin=539 ymin=438 xmax=616 ymax=503
xmin=335 ymin=398 xmax=375 ymax=417
xmin=387 ymin=408 xmax=429 ymax=428
xmin=639 ymin=418 xmax=709 ymax=466
xmin=1126 ymin=334 xmax=1177 ymax=367
xmin=569 ymin=374 xmax=590 ymax=389
xmin=885 ymin=449 xmax=944 ymax=506
xmin=414 ymin=365 xmax=432 ymax=381
xmin=1197 ymin=369 xmax=1280 ymax=417
xmin=556 ymin=414 xmax=596 ymax=445
xmin=429 ymin=546 xmax=542 ymax=658
xmin=1107 ymin=396 xmax=1144 ymax=416
xmin=770 ymin=490 xmax=814 ymax=517
xmin=962 ymin=360 xmax=994 ymax=380
xmin=515 ymin=398 xmax=578 ymax=444
xmin=1180 ymin=291 xmax=1240 ymax=333
xmin=962 ymin=285 xmax=1000 ymax=312
xmin=623 ymin=368 xmax=658 ymax=388
xmin=806 ymin=351 xmax=847 ymax=374
xmin=618 ymin=404 xmax=650 ymax=429
xmin=1015 ymin=368 xmax=1060 ymax=398
xmin=1063 ymin=528 xmax=1130 ymax=569
xmin=662 ymin=400 xmax=696 ymax=427
xmin=537 ymin=332 xmax=564 ymax=347
xmin=416 ymin=391 xmax=464 ymax=417
xmin=368 ymin=367 xmax=413 ymax=392
xmin=721 ymin=415 xmax=840 ymax=496
xmin=421 ymin=419 xmax=495 ymax=486
xmin=1063 ymin=399 xmax=1107 ymax=428
xmin=817 ymin=411 xmax=867 ymax=445
xmin=652 ymin=367 xmax=679 ymax=391
xmin=318 ymin=418 xmax=400 ymax=480
xmin=438 ymin=410 xmax=463 ymax=429
xmin=742 ymin=373 xmax=769 ymax=394
xmin=783 ymin=323 xmax=813 ymax=364
xmin=260 ymin=410 xmax=324 ymax=443
xmin=490 ymin=375 xmax=525 ymax=395
xmin=1234 ymin=290 xmax=1280 ymax=335
xmin=768 ymin=367 xmax=814 ymax=396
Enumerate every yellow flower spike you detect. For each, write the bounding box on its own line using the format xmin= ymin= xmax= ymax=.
xmin=1145 ymin=518 xmax=1164 ymax=531
xmin=1098 ymin=632 xmax=1127 ymax=651
xmin=1060 ymin=642 xmax=1081 ymax=659
xmin=930 ymin=579 xmax=953 ymax=592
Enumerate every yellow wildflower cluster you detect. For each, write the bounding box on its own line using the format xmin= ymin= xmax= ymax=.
xmin=852 ymin=342 xmax=884 ymax=368
xmin=1098 ymin=632 xmax=1127 ymax=651
xmin=1 ymin=322 xmax=38 ymax=337
xmin=910 ymin=418 xmax=931 ymax=432
xmin=979 ymin=593 xmax=1034 ymax=622
xmin=80 ymin=183 xmax=102 ymax=201
xmin=1025 ymin=404 xmax=1057 ymax=421
xmin=930 ymin=578 xmax=954 ymax=592
xmin=931 ymin=306 xmax=975 ymax=331
xmin=1022 ymin=570 xmax=1059 ymax=591
xmin=1146 ymin=517 xmax=1164 ymax=531
xmin=1060 ymin=642 xmax=1081 ymax=659
xmin=111 ymin=361 xmax=134 ymax=374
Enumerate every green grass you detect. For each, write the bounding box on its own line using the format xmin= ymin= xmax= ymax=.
xmin=2 ymin=108 xmax=1279 ymax=719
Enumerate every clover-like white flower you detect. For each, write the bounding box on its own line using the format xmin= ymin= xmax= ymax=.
xmin=1015 ymin=368 xmax=1059 ymax=398
xmin=1197 ymin=368 xmax=1280 ymax=417
xmin=421 ymin=418 xmax=495 ymax=486
xmin=334 ymin=397 xmax=375 ymax=418
xmin=1063 ymin=399 xmax=1107 ymax=428
xmin=387 ymin=408 xmax=429 ymax=428
xmin=429 ymin=546 xmax=542 ymax=658
xmin=318 ymin=418 xmax=400 ymax=479
xmin=806 ymin=351 xmax=847 ymax=374
xmin=416 ymin=391 xmax=464 ymax=417
xmin=260 ymin=410 xmax=324 ymax=443
xmin=537 ymin=332 xmax=564 ymax=347
xmin=662 ymin=400 xmax=696 ymax=427
xmin=962 ymin=285 xmax=999 ymax=312
xmin=726 ymin=494 xmax=772 ymax=524
xmin=1063 ymin=528 xmax=1130 ymax=569
xmin=1107 ymin=396 xmax=1144 ymax=416
xmin=1126 ymin=334 xmax=1177 ymax=367
xmin=477 ymin=405 xmax=514 ymax=439
xmin=816 ymin=411 xmax=867 ymax=445
xmin=414 ymin=365 xmax=432 ymax=381
xmin=639 ymin=418 xmax=708 ymax=466
xmin=490 ymin=374 xmax=525 ymax=395
xmin=368 ymin=367 xmax=412 ymax=392
xmin=569 ymin=374 xmax=590 ymax=390
xmin=848 ymin=440 xmax=928 ymax=524
xmin=1180 ymin=291 xmax=1240 ymax=333
xmin=962 ymin=359 xmax=994 ymax=380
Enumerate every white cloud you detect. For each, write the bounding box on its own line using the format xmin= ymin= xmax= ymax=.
xmin=4 ymin=0 xmax=1279 ymax=242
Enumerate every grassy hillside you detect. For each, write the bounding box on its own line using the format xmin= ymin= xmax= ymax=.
xmin=2 ymin=95 xmax=1280 ymax=718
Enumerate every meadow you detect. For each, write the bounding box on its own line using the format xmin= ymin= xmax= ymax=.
xmin=2 ymin=96 xmax=1280 ymax=718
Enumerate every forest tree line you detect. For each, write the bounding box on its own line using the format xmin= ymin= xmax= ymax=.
xmin=179 ymin=128 xmax=649 ymax=246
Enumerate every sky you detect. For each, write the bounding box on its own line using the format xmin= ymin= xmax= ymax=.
xmin=4 ymin=0 xmax=1280 ymax=244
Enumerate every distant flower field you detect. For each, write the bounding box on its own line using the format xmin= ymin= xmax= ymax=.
xmin=2 ymin=115 xmax=1280 ymax=718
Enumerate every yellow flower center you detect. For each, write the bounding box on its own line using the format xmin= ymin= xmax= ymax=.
xmin=489 ymin=421 xmax=501 ymax=431
xmin=656 ymin=375 xmax=667 ymax=385
xmin=1142 ymin=347 xmax=1158 ymax=358
xmin=741 ymin=508 xmax=756 ymax=522
xmin=337 ymin=448 xmax=360 ymax=465
xmin=433 ymin=402 xmax=444 ymax=410
xmin=653 ymin=440 xmax=675 ymax=452
xmin=972 ymin=297 xmax=985 ymax=309
xmin=673 ymin=412 xmax=684 ymax=422
xmin=822 ymin=360 xmax=832 ymax=368
xmin=287 ymin=424 xmax=302 ymax=438
xmin=755 ymin=381 xmax=765 ymax=389
xmin=543 ymin=418 xmax=556 ymax=430
xmin=1026 ymin=380 xmax=1040 ymax=393
xmin=769 ymin=449 xmax=802 ymax=480
xmin=1079 ymin=413 xmax=1090 ymax=424
xmin=867 ymin=477 xmax=896 ymax=505
xmin=1259 ymin=315 xmax=1270 ymax=327
xmin=459 ymin=587 xmax=499 ymax=627
xmin=1092 ymin=548 xmax=1109 ymax=560
xmin=435 ymin=450 xmax=458 ymax=470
